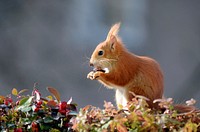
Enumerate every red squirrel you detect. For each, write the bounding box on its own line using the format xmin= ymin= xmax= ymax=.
xmin=87 ymin=23 xmax=196 ymax=112
xmin=87 ymin=23 xmax=163 ymax=109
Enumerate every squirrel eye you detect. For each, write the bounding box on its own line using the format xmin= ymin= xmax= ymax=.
xmin=98 ymin=50 xmax=104 ymax=56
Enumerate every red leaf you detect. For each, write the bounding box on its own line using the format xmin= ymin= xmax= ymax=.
xmin=82 ymin=105 xmax=92 ymax=111
xmin=47 ymin=87 xmax=60 ymax=102
xmin=47 ymin=100 xmax=57 ymax=107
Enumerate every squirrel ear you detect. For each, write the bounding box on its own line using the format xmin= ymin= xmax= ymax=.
xmin=109 ymin=35 xmax=117 ymax=50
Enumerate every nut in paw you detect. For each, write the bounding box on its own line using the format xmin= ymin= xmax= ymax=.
xmin=87 ymin=71 xmax=101 ymax=80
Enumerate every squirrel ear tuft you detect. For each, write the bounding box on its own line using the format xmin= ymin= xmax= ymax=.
xmin=106 ymin=22 xmax=121 ymax=41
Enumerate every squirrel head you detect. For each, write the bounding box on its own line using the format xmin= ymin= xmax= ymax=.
xmin=89 ymin=23 xmax=126 ymax=73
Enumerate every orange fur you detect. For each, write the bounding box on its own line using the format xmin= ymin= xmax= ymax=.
xmin=87 ymin=23 xmax=163 ymax=109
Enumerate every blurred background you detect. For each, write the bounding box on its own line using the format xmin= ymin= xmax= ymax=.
xmin=0 ymin=0 xmax=199 ymax=108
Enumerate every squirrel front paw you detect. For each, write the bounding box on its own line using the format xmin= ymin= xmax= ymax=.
xmin=87 ymin=71 xmax=102 ymax=80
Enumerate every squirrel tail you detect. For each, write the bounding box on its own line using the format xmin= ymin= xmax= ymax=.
xmin=173 ymin=104 xmax=196 ymax=113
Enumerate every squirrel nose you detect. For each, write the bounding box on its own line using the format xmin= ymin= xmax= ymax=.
xmin=89 ymin=63 xmax=94 ymax=67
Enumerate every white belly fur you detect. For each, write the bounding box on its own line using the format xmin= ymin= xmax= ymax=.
xmin=115 ymin=87 xmax=128 ymax=108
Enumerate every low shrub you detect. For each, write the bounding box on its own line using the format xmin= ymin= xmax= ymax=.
xmin=0 ymin=85 xmax=77 ymax=132
xmin=0 ymin=85 xmax=199 ymax=132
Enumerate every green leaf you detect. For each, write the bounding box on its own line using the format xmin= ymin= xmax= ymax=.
xmin=50 ymin=128 xmax=60 ymax=132
xmin=7 ymin=123 xmax=16 ymax=128
xmin=19 ymin=96 xmax=31 ymax=105
xmin=12 ymin=88 xmax=18 ymax=96
xmin=47 ymin=87 xmax=60 ymax=102
xmin=21 ymin=118 xmax=31 ymax=125
xmin=17 ymin=96 xmax=34 ymax=111
xmin=40 ymin=123 xmax=52 ymax=131
xmin=21 ymin=106 xmax=32 ymax=112
xmin=43 ymin=116 xmax=54 ymax=123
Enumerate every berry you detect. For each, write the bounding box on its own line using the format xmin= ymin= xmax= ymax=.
xmin=36 ymin=104 xmax=41 ymax=108
xmin=4 ymin=100 xmax=9 ymax=105
xmin=59 ymin=101 xmax=67 ymax=110
xmin=34 ymin=107 xmax=39 ymax=112
xmin=59 ymin=109 xmax=66 ymax=115
xmin=37 ymin=100 xmax=43 ymax=105
xmin=32 ymin=122 xmax=39 ymax=132
xmin=7 ymin=98 xmax=13 ymax=103
xmin=4 ymin=97 xmax=13 ymax=105
xmin=14 ymin=128 xmax=23 ymax=132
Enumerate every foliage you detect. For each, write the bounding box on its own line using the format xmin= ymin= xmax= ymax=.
xmin=0 ymin=85 xmax=199 ymax=132
xmin=0 ymin=84 xmax=77 ymax=132
xmin=73 ymin=96 xmax=200 ymax=132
